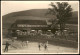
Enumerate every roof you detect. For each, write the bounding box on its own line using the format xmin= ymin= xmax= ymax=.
xmin=15 ymin=20 xmax=47 ymax=25
xmin=9 ymin=27 xmax=50 ymax=30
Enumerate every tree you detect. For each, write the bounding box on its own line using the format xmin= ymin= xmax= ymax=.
xmin=47 ymin=2 xmax=72 ymax=33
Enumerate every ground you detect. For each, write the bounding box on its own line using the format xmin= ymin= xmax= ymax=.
xmin=2 ymin=23 xmax=78 ymax=53
xmin=2 ymin=38 xmax=78 ymax=54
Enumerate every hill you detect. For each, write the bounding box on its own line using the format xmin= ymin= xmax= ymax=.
xmin=2 ymin=9 xmax=78 ymax=29
xmin=3 ymin=9 xmax=56 ymax=19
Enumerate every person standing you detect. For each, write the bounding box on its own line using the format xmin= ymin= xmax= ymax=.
xmin=38 ymin=43 xmax=41 ymax=51
xmin=44 ymin=44 xmax=47 ymax=51
xmin=4 ymin=41 xmax=10 ymax=52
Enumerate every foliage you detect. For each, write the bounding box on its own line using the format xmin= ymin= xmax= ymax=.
xmin=47 ymin=2 xmax=73 ymax=31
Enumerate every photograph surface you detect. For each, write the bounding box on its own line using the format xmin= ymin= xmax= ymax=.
xmin=1 ymin=1 xmax=79 ymax=54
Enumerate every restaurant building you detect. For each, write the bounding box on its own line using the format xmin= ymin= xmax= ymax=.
xmin=8 ymin=20 xmax=52 ymax=37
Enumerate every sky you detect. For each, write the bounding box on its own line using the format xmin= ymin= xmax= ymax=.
xmin=1 ymin=1 xmax=79 ymax=16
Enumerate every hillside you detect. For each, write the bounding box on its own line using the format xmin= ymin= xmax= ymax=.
xmin=3 ymin=9 xmax=78 ymax=23
xmin=2 ymin=9 xmax=78 ymax=29
xmin=3 ymin=9 xmax=56 ymax=19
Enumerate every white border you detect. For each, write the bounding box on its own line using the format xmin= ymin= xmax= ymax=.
xmin=77 ymin=0 xmax=79 ymax=54
xmin=1 ymin=1 xmax=79 ymax=54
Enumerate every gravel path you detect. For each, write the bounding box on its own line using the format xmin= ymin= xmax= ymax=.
xmin=2 ymin=41 xmax=78 ymax=54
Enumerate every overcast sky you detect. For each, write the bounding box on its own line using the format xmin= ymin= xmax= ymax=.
xmin=1 ymin=1 xmax=79 ymax=16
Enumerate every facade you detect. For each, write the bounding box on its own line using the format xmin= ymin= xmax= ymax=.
xmin=8 ymin=20 xmax=52 ymax=37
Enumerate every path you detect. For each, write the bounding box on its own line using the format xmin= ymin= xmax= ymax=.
xmin=2 ymin=41 xmax=78 ymax=53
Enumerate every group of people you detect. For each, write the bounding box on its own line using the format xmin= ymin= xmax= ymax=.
xmin=3 ymin=40 xmax=29 ymax=52
xmin=38 ymin=41 xmax=48 ymax=51
xmin=21 ymin=40 xmax=29 ymax=47
xmin=3 ymin=38 xmax=49 ymax=52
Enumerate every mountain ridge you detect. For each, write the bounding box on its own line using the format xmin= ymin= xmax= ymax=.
xmin=2 ymin=9 xmax=78 ymax=25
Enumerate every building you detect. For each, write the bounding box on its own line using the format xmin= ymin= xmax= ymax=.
xmin=8 ymin=20 xmax=52 ymax=37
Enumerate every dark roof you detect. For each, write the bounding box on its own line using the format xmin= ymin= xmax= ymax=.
xmin=9 ymin=27 xmax=50 ymax=30
xmin=15 ymin=20 xmax=47 ymax=25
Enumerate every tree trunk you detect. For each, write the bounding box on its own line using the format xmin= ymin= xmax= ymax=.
xmin=60 ymin=23 xmax=65 ymax=35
